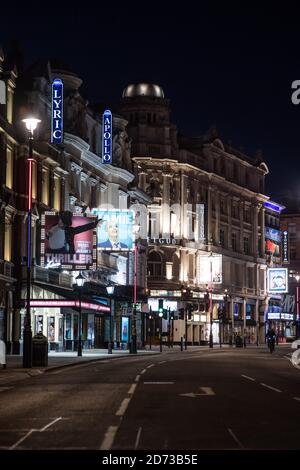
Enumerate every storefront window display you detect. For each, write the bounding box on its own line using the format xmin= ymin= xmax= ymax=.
xmin=47 ymin=316 xmax=55 ymax=342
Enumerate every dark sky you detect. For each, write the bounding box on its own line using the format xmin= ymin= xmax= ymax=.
xmin=1 ymin=4 xmax=300 ymax=203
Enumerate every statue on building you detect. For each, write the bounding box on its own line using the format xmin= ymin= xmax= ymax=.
xmin=112 ymin=130 xmax=132 ymax=171
xmin=64 ymin=91 xmax=88 ymax=139
xmin=147 ymin=176 xmax=161 ymax=198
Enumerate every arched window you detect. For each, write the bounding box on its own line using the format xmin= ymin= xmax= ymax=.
xmin=148 ymin=251 xmax=162 ymax=276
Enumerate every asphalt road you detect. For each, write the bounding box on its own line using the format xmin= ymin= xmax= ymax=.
xmin=0 ymin=345 xmax=299 ymax=450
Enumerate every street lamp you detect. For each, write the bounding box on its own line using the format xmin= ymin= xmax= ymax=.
xmin=75 ymin=272 xmax=86 ymax=357
xmin=131 ymin=223 xmax=140 ymax=354
xmin=223 ymin=289 xmax=230 ymax=346
xmin=208 ymin=251 xmax=214 ymax=348
xmin=106 ymin=285 xmax=115 ymax=354
xmin=148 ymin=308 xmax=153 ymax=350
xmin=295 ymin=275 xmax=300 ymax=338
xmin=158 ymin=310 xmax=163 ymax=352
xmin=22 ymin=116 xmax=41 ymax=368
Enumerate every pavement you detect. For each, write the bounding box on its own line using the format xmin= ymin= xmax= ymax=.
xmin=0 ymin=343 xmax=299 ymax=451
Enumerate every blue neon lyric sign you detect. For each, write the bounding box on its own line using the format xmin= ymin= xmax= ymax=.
xmin=102 ymin=109 xmax=112 ymax=164
xmin=51 ymin=78 xmax=63 ymax=144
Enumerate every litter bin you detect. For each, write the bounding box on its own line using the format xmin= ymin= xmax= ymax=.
xmin=235 ymin=335 xmax=243 ymax=348
xmin=32 ymin=332 xmax=48 ymax=367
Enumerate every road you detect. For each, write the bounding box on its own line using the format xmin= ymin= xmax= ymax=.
xmin=0 ymin=345 xmax=299 ymax=450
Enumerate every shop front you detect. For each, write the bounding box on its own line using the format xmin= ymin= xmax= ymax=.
xmin=267 ymin=295 xmax=296 ymax=341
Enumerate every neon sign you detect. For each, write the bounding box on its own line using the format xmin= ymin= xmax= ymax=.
xmin=51 ymin=78 xmax=63 ymax=144
xmin=102 ymin=109 xmax=112 ymax=164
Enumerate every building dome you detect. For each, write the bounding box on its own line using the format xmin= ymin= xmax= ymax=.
xmin=122 ymin=83 xmax=165 ymax=99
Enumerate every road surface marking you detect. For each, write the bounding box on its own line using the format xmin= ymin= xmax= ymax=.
xmin=180 ymin=387 xmax=215 ymax=397
xmin=40 ymin=417 xmax=62 ymax=432
xmin=134 ymin=426 xmax=142 ymax=449
xmin=128 ymin=384 xmax=137 ymax=394
xmin=241 ymin=375 xmax=255 ymax=381
xmin=228 ymin=428 xmax=244 ymax=449
xmin=146 ymin=364 xmax=154 ymax=369
xmin=115 ymin=398 xmax=131 ymax=416
xmin=135 ymin=375 xmax=141 ymax=382
xmin=293 ymin=397 xmax=300 ymax=402
xmin=0 ymin=386 xmax=13 ymax=392
xmin=99 ymin=425 xmax=119 ymax=450
xmin=159 ymin=361 xmax=166 ymax=364
xmin=260 ymin=383 xmax=282 ymax=393
xmin=9 ymin=429 xmax=36 ymax=450
xmin=144 ymin=381 xmax=174 ymax=385
xmin=140 ymin=369 xmax=146 ymax=374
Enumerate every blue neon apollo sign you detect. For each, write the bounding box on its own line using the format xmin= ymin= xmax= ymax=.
xmin=51 ymin=78 xmax=63 ymax=144
xmin=102 ymin=110 xmax=112 ymax=164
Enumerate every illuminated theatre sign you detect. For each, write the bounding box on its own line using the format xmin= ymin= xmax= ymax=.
xmin=102 ymin=109 xmax=112 ymax=164
xmin=51 ymin=78 xmax=63 ymax=144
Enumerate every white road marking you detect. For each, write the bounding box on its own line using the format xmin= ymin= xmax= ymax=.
xmin=115 ymin=398 xmax=131 ymax=417
xmin=9 ymin=429 xmax=36 ymax=450
xmin=140 ymin=369 xmax=146 ymax=374
xmin=40 ymin=417 xmax=62 ymax=432
xmin=128 ymin=384 xmax=137 ymax=394
xmin=241 ymin=375 xmax=256 ymax=382
xmin=228 ymin=428 xmax=244 ymax=449
xmin=146 ymin=364 xmax=154 ymax=369
xmin=180 ymin=387 xmax=215 ymax=397
xmin=134 ymin=426 xmax=142 ymax=449
xmin=135 ymin=375 xmax=141 ymax=382
xmin=158 ymin=361 xmax=166 ymax=364
xmin=260 ymin=383 xmax=282 ymax=393
xmin=99 ymin=425 xmax=119 ymax=450
xmin=293 ymin=397 xmax=300 ymax=402
xmin=144 ymin=381 xmax=174 ymax=385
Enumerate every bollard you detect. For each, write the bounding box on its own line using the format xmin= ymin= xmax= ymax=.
xmin=180 ymin=337 xmax=183 ymax=351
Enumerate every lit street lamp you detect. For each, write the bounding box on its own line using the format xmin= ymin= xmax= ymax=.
xmin=75 ymin=272 xmax=86 ymax=357
xmin=22 ymin=117 xmax=41 ymax=369
xmin=106 ymin=285 xmax=115 ymax=354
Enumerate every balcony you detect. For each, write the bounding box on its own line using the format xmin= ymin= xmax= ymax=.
xmin=21 ymin=266 xmax=73 ymax=289
xmin=0 ymin=261 xmax=15 ymax=280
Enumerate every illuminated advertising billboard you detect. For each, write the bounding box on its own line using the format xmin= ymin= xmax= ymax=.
xmin=197 ymin=253 xmax=222 ymax=284
xmin=265 ymin=227 xmax=281 ymax=256
xmin=111 ymin=256 xmax=127 ymax=285
xmin=121 ymin=317 xmax=129 ymax=342
xmin=91 ymin=209 xmax=134 ymax=251
xmin=267 ymin=267 xmax=288 ymax=294
xmin=51 ymin=78 xmax=63 ymax=144
xmin=41 ymin=211 xmax=98 ymax=270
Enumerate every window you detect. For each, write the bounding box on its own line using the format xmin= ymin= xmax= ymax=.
xmin=290 ymin=246 xmax=296 ymax=260
xmin=220 ymin=199 xmax=226 ymax=215
xmin=232 ymin=203 xmax=238 ymax=219
xmin=6 ymin=146 xmax=13 ymax=189
xmin=220 ymin=229 xmax=225 ymax=247
xmin=4 ymin=222 xmax=12 ymax=261
xmin=288 ymin=223 xmax=296 ymax=235
xmin=148 ymin=251 xmax=162 ymax=277
xmin=42 ymin=168 xmax=49 ymax=205
xmin=6 ymin=86 xmax=13 ymax=124
xmin=53 ymin=176 xmax=61 ymax=211
xmin=244 ymin=208 xmax=251 ymax=223
xmin=232 ymin=232 xmax=237 ymax=251
xmin=244 ymin=236 xmax=250 ymax=255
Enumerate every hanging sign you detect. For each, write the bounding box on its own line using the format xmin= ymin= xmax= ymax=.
xmin=102 ymin=109 xmax=112 ymax=164
xmin=51 ymin=78 xmax=63 ymax=144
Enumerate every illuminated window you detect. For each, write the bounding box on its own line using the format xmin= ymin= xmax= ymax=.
xmin=42 ymin=168 xmax=49 ymax=205
xmin=53 ymin=176 xmax=61 ymax=211
xmin=4 ymin=222 xmax=12 ymax=261
xmin=6 ymin=146 xmax=13 ymax=189
xmin=6 ymin=86 xmax=13 ymax=124
xmin=32 ymin=161 xmax=37 ymax=199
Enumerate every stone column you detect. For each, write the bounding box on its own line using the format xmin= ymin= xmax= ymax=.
xmin=227 ymin=195 xmax=232 ymax=249
xmin=162 ymin=173 xmax=171 ymax=237
xmin=260 ymin=205 xmax=265 ymax=258
xmin=214 ymin=190 xmax=220 ymax=245
xmin=207 ymin=186 xmax=213 ymax=244
xmin=252 ymin=204 xmax=259 ymax=257
xmin=239 ymin=200 xmax=244 ymax=253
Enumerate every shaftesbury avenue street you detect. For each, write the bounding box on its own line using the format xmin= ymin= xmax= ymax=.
xmin=1 ymin=5 xmax=300 ymax=463
xmin=0 ymin=347 xmax=300 ymax=450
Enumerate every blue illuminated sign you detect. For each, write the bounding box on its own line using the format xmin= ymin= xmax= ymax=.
xmin=102 ymin=110 xmax=112 ymax=164
xmin=51 ymin=78 xmax=63 ymax=144
xmin=264 ymin=201 xmax=283 ymax=213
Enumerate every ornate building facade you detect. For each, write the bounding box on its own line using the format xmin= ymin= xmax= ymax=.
xmin=118 ymin=83 xmax=273 ymax=345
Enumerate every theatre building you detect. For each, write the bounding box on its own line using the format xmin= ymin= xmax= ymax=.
xmin=118 ymin=83 xmax=276 ymax=345
xmin=1 ymin=53 xmax=149 ymax=354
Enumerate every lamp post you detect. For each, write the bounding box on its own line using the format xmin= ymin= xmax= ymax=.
xmin=170 ymin=312 xmax=174 ymax=347
xmin=209 ymin=252 xmax=214 ymax=348
xmin=131 ymin=224 xmax=140 ymax=354
xmin=223 ymin=289 xmax=230 ymax=345
xmin=295 ymin=275 xmax=300 ymax=338
xmin=106 ymin=285 xmax=115 ymax=354
xmin=158 ymin=310 xmax=163 ymax=352
xmin=75 ymin=272 xmax=86 ymax=357
xmin=22 ymin=117 xmax=41 ymax=368
xmin=148 ymin=309 xmax=153 ymax=350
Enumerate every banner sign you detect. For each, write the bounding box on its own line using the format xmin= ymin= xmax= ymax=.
xmin=41 ymin=211 xmax=97 ymax=270
xmin=29 ymin=300 xmax=110 ymax=312
xmin=267 ymin=267 xmax=288 ymax=294
xmin=91 ymin=209 xmax=134 ymax=252
xmin=282 ymin=230 xmax=289 ymax=264
xmin=51 ymin=78 xmax=63 ymax=144
xmin=197 ymin=253 xmax=222 ymax=284
xmin=102 ymin=109 xmax=112 ymax=164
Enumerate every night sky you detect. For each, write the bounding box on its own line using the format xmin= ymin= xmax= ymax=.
xmin=1 ymin=5 xmax=300 ymax=203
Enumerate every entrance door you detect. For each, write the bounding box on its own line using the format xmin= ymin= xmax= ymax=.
xmin=94 ymin=315 xmax=105 ymax=348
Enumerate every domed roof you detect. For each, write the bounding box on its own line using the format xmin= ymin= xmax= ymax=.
xmin=122 ymin=83 xmax=164 ymax=99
